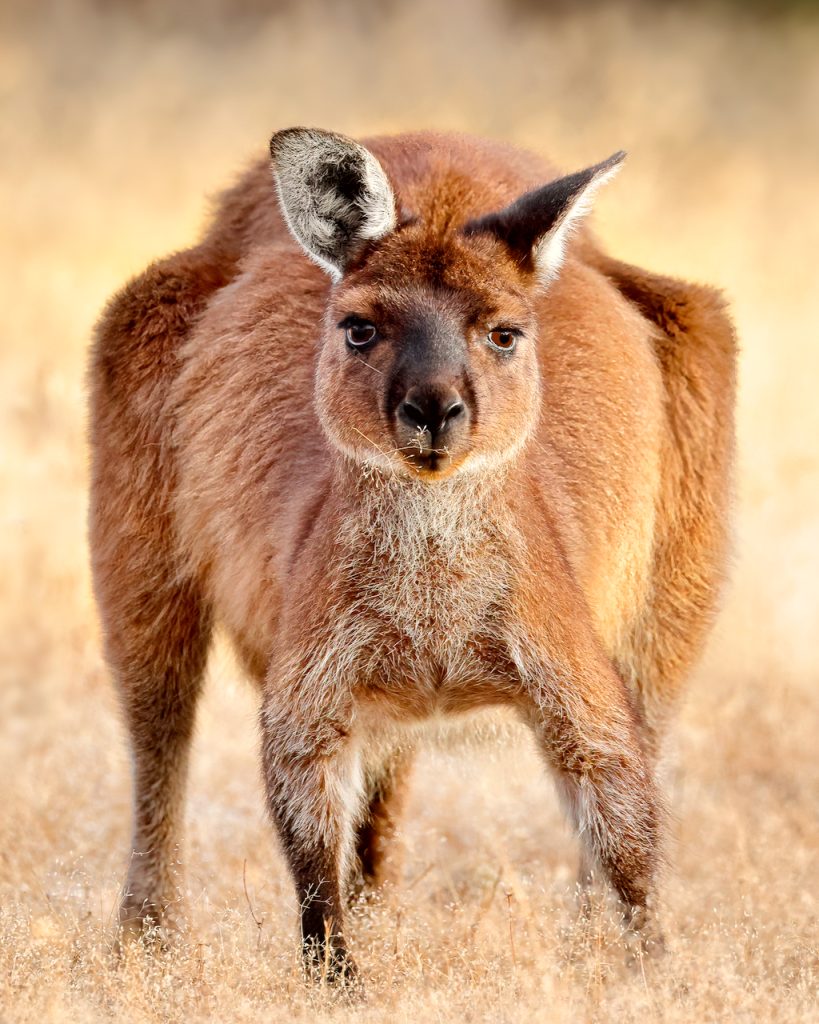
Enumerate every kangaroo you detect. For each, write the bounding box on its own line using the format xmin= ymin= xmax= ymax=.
xmin=89 ymin=128 xmax=736 ymax=983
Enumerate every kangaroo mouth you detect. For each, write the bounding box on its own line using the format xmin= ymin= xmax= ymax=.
xmin=390 ymin=420 xmax=469 ymax=478
xmin=399 ymin=443 xmax=465 ymax=478
xmin=405 ymin=449 xmax=448 ymax=473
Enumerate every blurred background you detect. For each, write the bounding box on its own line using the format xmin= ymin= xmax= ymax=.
xmin=1 ymin=1 xmax=817 ymax=1021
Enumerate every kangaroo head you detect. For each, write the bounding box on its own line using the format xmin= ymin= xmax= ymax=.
xmin=270 ymin=128 xmax=623 ymax=480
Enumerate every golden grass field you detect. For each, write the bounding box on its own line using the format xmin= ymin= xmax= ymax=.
xmin=1 ymin=1 xmax=818 ymax=1020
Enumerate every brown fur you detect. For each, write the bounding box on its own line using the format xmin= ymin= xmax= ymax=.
xmin=89 ymin=130 xmax=736 ymax=982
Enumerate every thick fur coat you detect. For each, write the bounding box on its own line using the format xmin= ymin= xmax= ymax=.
xmin=89 ymin=129 xmax=736 ymax=982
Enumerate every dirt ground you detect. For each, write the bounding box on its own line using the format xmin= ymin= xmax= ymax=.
xmin=1 ymin=1 xmax=817 ymax=1020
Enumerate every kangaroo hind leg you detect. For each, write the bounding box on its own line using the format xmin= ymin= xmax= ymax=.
xmin=349 ymin=746 xmax=414 ymax=900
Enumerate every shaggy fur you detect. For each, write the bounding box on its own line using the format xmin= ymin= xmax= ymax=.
xmin=88 ymin=129 xmax=736 ymax=984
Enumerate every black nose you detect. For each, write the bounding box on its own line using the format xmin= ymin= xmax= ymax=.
xmin=397 ymin=385 xmax=466 ymax=437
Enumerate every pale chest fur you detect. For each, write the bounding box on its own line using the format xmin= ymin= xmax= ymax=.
xmin=332 ymin=474 xmax=517 ymax=691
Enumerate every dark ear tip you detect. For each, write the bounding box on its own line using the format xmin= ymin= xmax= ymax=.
xmin=270 ymin=128 xmax=297 ymax=161
xmin=269 ymin=126 xmax=319 ymax=161
xmin=583 ymin=150 xmax=626 ymax=183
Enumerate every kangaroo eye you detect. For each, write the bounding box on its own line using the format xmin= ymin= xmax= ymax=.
xmin=487 ymin=329 xmax=518 ymax=352
xmin=345 ymin=322 xmax=377 ymax=348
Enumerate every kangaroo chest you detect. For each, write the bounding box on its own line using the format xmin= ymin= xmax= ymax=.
xmin=333 ymin=481 xmax=519 ymax=714
xmin=354 ymin=530 xmax=507 ymax=645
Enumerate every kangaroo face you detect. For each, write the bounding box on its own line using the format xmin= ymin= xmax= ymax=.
xmin=317 ymin=231 xmax=541 ymax=478
xmin=270 ymin=127 xmax=623 ymax=479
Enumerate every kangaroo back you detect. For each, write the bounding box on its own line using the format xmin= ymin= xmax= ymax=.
xmin=591 ymin=254 xmax=737 ymax=738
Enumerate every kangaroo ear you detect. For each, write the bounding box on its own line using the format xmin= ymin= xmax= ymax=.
xmin=463 ymin=151 xmax=625 ymax=285
xmin=269 ymin=127 xmax=397 ymax=279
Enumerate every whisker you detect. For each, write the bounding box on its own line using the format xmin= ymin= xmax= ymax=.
xmin=351 ymin=425 xmax=391 ymax=457
xmin=353 ymin=354 xmax=384 ymax=376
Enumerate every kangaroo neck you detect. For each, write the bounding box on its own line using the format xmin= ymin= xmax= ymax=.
xmin=331 ymin=457 xmax=512 ymax=556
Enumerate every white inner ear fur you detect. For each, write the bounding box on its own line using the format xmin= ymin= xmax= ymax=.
xmin=533 ymin=161 xmax=623 ymax=286
xmin=271 ymin=130 xmax=396 ymax=281
xmin=357 ymin=148 xmax=398 ymax=241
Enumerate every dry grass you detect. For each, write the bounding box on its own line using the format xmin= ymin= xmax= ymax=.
xmin=1 ymin=1 xmax=818 ymax=1020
